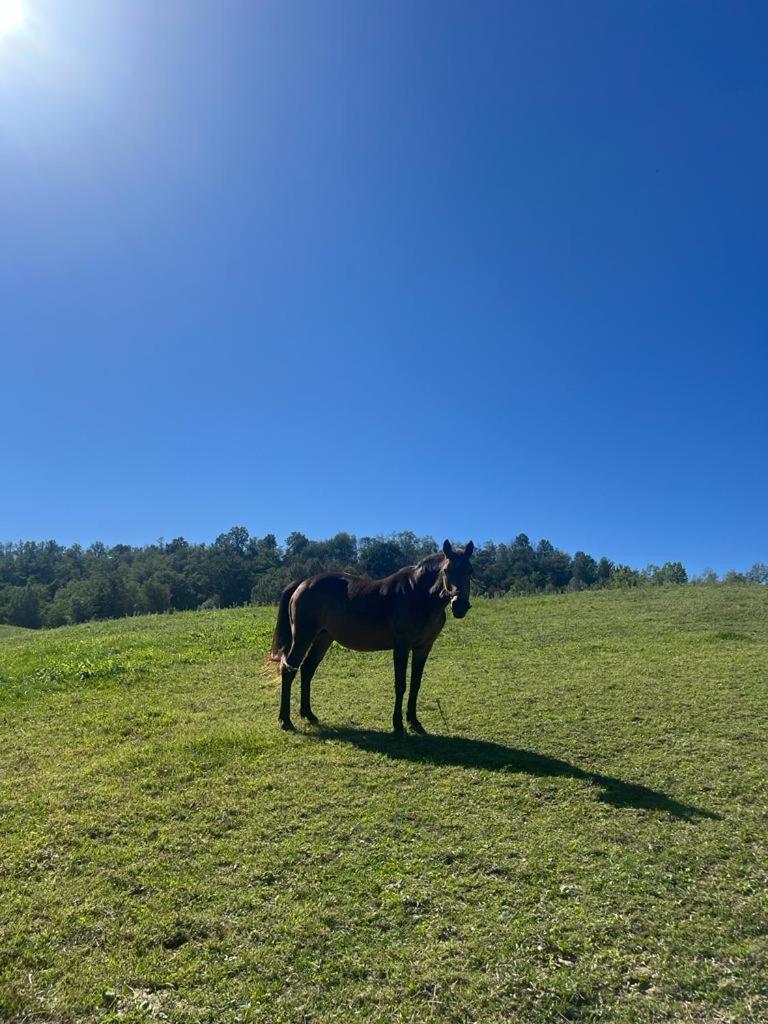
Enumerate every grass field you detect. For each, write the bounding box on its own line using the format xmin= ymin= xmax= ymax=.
xmin=1 ymin=587 xmax=767 ymax=1023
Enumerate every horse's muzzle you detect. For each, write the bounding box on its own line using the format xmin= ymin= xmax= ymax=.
xmin=451 ymin=598 xmax=470 ymax=619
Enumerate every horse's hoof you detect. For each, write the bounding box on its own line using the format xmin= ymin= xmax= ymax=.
xmin=392 ymin=723 xmax=405 ymax=735
xmin=408 ymin=719 xmax=427 ymax=735
xmin=301 ymin=712 xmax=320 ymax=725
xmin=279 ymin=718 xmax=296 ymax=731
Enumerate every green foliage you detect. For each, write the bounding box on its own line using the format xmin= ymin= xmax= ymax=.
xmin=648 ymin=562 xmax=689 ymax=586
xmin=610 ymin=564 xmax=644 ymax=588
xmin=596 ymin=556 xmax=614 ymax=585
xmin=1 ymin=587 xmax=767 ymax=1022
xmin=358 ymin=538 xmax=415 ymax=578
xmin=571 ymin=551 xmax=599 ymax=589
xmin=692 ymin=567 xmax=720 ymax=585
xmin=724 ymin=570 xmax=749 ymax=585
xmin=2 ymin=527 xmax=763 ymax=631
xmin=747 ymin=562 xmax=768 ymax=585
xmin=0 ymin=584 xmax=44 ymax=628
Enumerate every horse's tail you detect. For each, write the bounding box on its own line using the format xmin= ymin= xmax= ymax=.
xmin=269 ymin=579 xmax=303 ymax=662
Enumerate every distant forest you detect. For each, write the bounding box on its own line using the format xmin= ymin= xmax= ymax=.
xmin=1 ymin=527 xmax=766 ymax=630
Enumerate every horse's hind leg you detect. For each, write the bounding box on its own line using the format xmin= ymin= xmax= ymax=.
xmin=300 ymin=631 xmax=332 ymax=724
xmin=279 ymin=626 xmax=318 ymax=731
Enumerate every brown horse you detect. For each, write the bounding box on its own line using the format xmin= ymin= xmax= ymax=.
xmin=270 ymin=540 xmax=474 ymax=732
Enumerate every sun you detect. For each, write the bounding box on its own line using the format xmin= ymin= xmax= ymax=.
xmin=0 ymin=0 xmax=25 ymax=36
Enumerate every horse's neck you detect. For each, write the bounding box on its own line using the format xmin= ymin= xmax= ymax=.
xmin=414 ymin=565 xmax=446 ymax=602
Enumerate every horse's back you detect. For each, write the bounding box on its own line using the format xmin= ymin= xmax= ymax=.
xmin=291 ymin=571 xmax=397 ymax=651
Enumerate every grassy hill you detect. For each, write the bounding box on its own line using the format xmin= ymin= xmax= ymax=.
xmin=0 ymin=624 xmax=31 ymax=639
xmin=1 ymin=587 xmax=766 ymax=1023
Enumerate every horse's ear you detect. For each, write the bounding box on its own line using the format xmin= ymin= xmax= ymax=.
xmin=443 ymin=539 xmax=453 ymax=557
xmin=465 ymin=540 xmax=475 ymax=557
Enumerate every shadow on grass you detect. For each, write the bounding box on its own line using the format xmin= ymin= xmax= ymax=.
xmin=310 ymin=726 xmax=719 ymax=822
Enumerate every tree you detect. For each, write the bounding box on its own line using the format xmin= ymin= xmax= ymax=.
xmin=1 ymin=523 xmax=741 ymax=629
xmin=43 ymin=588 xmax=72 ymax=628
xmin=389 ymin=531 xmax=437 ymax=566
xmin=746 ymin=562 xmax=768 ymax=585
xmin=358 ymin=538 xmax=404 ymax=578
xmin=534 ymin=539 xmax=572 ymax=591
xmin=596 ymin=557 xmax=614 ymax=586
xmin=692 ymin=567 xmax=719 ymax=584
xmin=166 ymin=537 xmax=190 ymax=555
xmin=611 ymin=564 xmax=644 ymax=588
xmin=215 ymin=526 xmax=250 ymax=554
xmin=508 ymin=534 xmax=535 ymax=588
xmin=469 ymin=541 xmax=500 ymax=595
xmin=251 ymin=570 xmax=289 ymax=606
xmin=723 ymin=570 xmax=748 ymax=585
xmin=285 ymin=532 xmax=309 ymax=560
xmin=651 ymin=562 xmax=688 ymax=585
xmin=571 ymin=551 xmax=598 ymax=588
xmin=0 ymin=584 xmax=43 ymax=628
xmin=143 ymin=575 xmax=172 ymax=613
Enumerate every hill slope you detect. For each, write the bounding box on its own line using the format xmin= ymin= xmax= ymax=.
xmin=1 ymin=587 xmax=767 ymax=1023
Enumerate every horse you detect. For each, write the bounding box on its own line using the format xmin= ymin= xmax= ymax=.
xmin=270 ymin=540 xmax=474 ymax=732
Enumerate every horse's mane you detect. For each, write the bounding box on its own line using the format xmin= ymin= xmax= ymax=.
xmin=414 ymin=551 xmax=445 ymax=571
xmin=409 ymin=550 xmax=446 ymax=591
xmin=347 ymin=550 xmax=446 ymax=596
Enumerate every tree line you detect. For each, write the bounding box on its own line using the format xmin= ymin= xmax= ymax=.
xmin=0 ymin=527 xmax=765 ymax=630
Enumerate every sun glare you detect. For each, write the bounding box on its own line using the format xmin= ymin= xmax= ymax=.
xmin=0 ymin=0 xmax=25 ymax=36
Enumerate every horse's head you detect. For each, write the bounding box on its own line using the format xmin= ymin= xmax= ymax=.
xmin=440 ymin=539 xmax=475 ymax=618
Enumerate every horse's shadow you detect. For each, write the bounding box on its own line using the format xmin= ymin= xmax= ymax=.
xmin=310 ymin=726 xmax=719 ymax=822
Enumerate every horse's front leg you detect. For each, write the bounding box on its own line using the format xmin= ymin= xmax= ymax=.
xmin=392 ymin=643 xmax=409 ymax=733
xmin=407 ymin=643 xmax=432 ymax=734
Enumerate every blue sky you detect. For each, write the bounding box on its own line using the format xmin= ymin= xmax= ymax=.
xmin=1 ymin=1 xmax=766 ymax=574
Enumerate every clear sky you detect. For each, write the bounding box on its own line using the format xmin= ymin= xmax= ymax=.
xmin=1 ymin=1 xmax=766 ymax=574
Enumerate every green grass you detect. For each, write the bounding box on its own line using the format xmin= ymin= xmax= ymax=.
xmin=0 ymin=625 xmax=30 ymax=639
xmin=1 ymin=587 xmax=767 ymax=1023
